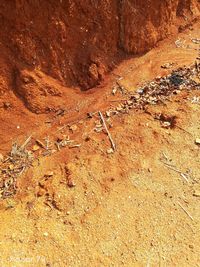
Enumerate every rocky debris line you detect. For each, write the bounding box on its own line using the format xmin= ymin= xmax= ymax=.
xmin=106 ymin=64 xmax=200 ymax=116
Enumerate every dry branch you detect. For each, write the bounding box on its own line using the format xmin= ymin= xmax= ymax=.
xmin=98 ymin=111 xmax=116 ymax=151
xmin=178 ymin=202 xmax=194 ymax=221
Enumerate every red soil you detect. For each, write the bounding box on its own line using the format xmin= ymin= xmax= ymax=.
xmin=0 ymin=1 xmax=200 ymax=266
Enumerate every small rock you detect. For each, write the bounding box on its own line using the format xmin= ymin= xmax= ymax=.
xmin=95 ymin=128 xmax=103 ymax=133
xmin=69 ymin=124 xmax=78 ymax=132
xmin=9 ymin=164 xmax=14 ymax=170
xmin=37 ymin=188 xmax=46 ymax=197
xmin=107 ymin=148 xmax=114 ymax=154
xmin=95 ymin=124 xmax=102 ymax=128
xmin=161 ymin=121 xmax=171 ymax=128
xmin=132 ymin=94 xmax=140 ymax=100
xmin=87 ymin=112 xmax=93 ymax=118
xmin=173 ymin=90 xmax=181 ymax=95
xmin=136 ymin=89 xmax=144 ymax=95
xmin=193 ymin=190 xmax=200 ymax=197
xmin=32 ymin=145 xmax=40 ymax=151
xmin=23 ymin=77 xmax=30 ymax=83
xmin=43 ymin=232 xmax=49 ymax=237
xmin=112 ymin=87 xmax=118 ymax=95
xmin=127 ymin=100 xmax=133 ymax=106
xmin=161 ymin=62 xmax=174 ymax=69
xmin=116 ymin=106 xmax=123 ymax=112
xmin=106 ymin=111 xmax=111 ymax=117
xmin=195 ymin=138 xmax=200 ymax=145
xmin=67 ymin=179 xmax=76 ymax=188
xmin=45 ymin=171 xmax=54 ymax=177
xmin=3 ymin=102 xmax=11 ymax=109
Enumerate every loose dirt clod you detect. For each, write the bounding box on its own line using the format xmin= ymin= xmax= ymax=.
xmin=64 ymin=166 xmax=76 ymax=188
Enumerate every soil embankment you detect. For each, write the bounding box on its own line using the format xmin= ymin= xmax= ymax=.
xmin=0 ymin=0 xmax=199 ymax=113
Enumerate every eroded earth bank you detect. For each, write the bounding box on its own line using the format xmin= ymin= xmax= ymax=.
xmin=0 ymin=1 xmax=200 ymax=266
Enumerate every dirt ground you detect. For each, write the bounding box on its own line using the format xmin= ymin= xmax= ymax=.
xmin=0 ymin=20 xmax=200 ymax=267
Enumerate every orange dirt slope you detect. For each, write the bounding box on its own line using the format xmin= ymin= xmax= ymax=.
xmin=0 ymin=2 xmax=200 ymax=267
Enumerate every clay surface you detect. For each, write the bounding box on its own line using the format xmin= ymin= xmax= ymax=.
xmin=0 ymin=0 xmax=199 ymax=113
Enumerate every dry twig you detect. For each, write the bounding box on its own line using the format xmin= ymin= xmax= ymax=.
xmin=98 ymin=111 xmax=116 ymax=151
xmin=177 ymin=202 xmax=194 ymax=221
xmin=162 ymin=161 xmax=189 ymax=183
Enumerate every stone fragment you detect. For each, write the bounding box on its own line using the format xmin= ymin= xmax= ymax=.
xmin=69 ymin=124 xmax=78 ymax=132
xmin=195 ymin=138 xmax=200 ymax=145
xmin=107 ymin=148 xmax=114 ymax=154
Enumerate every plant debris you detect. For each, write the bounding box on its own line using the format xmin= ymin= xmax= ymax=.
xmin=191 ymin=38 xmax=200 ymax=44
xmin=105 ymin=64 xmax=200 ymax=117
xmin=190 ymin=96 xmax=200 ymax=104
xmin=1 ymin=63 xmax=200 ymax=199
xmin=177 ymin=202 xmax=194 ymax=221
xmin=99 ymin=111 xmax=116 ymax=151
xmin=0 ymin=138 xmax=33 ymax=199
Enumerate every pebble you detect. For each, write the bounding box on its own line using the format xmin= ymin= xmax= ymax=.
xmin=107 ymin=148 xmax=114 ymax=154
xmin=32 ymin=144 xmax=40 ymax=151
xmin=136 ymin=89 xmax=144 ymax=95
xmin=106 ymin=111 xmax=111 ymax=117
xmin=3 ymin=102 xmax=11 ymax=109
xmin=112 ymin=87 xmax=118 ymax=95
xmin=67 ymin=179 xmax=76 ymax=188
xmin=69 ymin=124 xmax=78 ymax=132
xmin=45 ymin=171 xmax=54 ymax=177
xmin=127 ymin=100 xmax=133 ymax=106
xmin=162 ymin=121 xmax=171 ymax=128
xmin=116 ymin=106 xmax=123 ymax=112
xmin=9 ymin=164 xmax=14 ymax=170
xmin=195 ymin=138 xmax=200 ymax=145
xmin=43 ymin=232 xmax=49 ymax=237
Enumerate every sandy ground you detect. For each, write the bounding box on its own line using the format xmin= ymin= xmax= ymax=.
xmin=0 ymin=21 xmax=200 ymax=267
